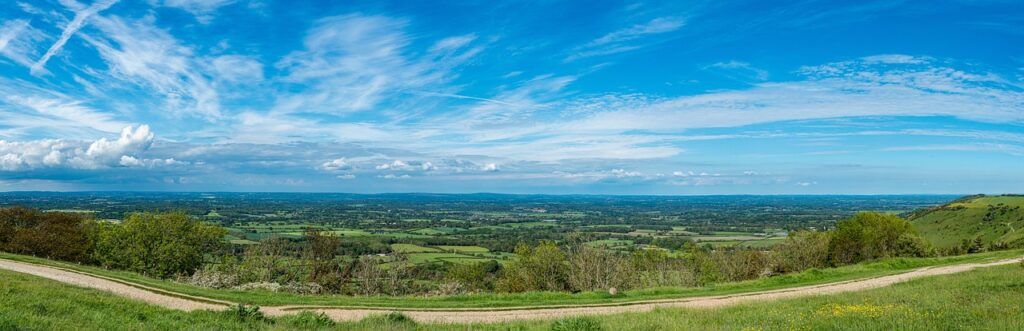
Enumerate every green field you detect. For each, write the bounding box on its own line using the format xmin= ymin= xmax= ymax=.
xmin=911 ymin=195 xmax=1024 ymax=249
xmin=436 ymin=245 xmax=490 ymax=253
xmin=2 ymin=258 xmax=1022 ymax=330
xmin=584 ymin=239 xmax=635 ymax=248
xmin=390 ymin=244 xmax=440 ymax=253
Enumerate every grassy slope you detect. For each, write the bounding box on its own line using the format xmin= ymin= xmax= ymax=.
xmin=1 ymin=249 xmax=1021 ymax=309
xmin=2 ymin=261 xmax=1023 ymax=330
xmin=911 ymin=195 xmax=1024 ymax=249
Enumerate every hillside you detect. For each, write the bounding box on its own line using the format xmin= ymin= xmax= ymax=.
xmin=910 ymin=195 xmax=1024 ymax=250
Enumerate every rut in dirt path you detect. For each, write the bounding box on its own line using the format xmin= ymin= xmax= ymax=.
xmin=1 ymin=257 xmax=1021 ymax=324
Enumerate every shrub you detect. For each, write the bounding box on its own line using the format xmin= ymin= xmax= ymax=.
xmin=496 ymin=241 xmax=569 ymax=292
xmin=353 ymin=255 xmax=413 ymax=296
xmin=775 ymin=230 xmax=831 ymax=273
xmin=237 ymin=238 xmax=306 ymax=285
xmin=230 ymin=304 xmax=266 ymax=323
xmin=285 ymin=311 xmax=335 ymax=328
xmin=629 ymin=249 xmax=698 ymax=288
xmin=0 ymin=207 xmax=96 ymax=263
xmin=550 ymin=316 xmax=603 ymax=331
xmin=361 ymin=312 xmax=416 ymax=330
xmin=446 ymin=260 xmax=500 ymax=292
xmin=186 ymin=268 xmax=240 ymax=289
xmin=566 ymin=245 xmax=630 ymax=292
xmin=713 ymin=249 xmax=773 ymax=282
xmin=93 ymin=212 xmax=226 ymax=278
xmin=828 ymin=212 xmax=931 ymax=266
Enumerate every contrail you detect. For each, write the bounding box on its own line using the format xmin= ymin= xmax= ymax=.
xmin=31 ymin=0 xmax=119 ymax=75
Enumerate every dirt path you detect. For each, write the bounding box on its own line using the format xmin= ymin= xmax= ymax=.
xmin=2 ymin=257 xmax=1021 ymax=324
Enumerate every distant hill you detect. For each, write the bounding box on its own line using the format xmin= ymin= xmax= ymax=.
xmin=909 ymin=195 xmax=1024 ymax=250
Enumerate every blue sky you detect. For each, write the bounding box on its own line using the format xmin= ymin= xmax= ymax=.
xmin=0 ymin=0 xmax=1022 ymax=194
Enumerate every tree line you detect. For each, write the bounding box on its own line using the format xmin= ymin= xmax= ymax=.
xmin=0 ymin=208 xmax=961 ymax=297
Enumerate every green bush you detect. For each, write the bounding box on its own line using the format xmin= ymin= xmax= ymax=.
xmin=93 ymin=212 xmax=226 ymax=278
xmin=0 ymin=207 xmax=96 ymax=263
xmin=496 ymin=241 xmax=569 ymax=292
xmin=551 ymin=316 xmax=604 ymax=331
xmin=775 ymin=230 xmax=831 ymax=273
xmin=359 ymin=312 xmax=417 ymax=330
xmin=229 ymin=303 xmax=266 ymax=322
xmin=828 ymin=212 xmax=933 ymax=266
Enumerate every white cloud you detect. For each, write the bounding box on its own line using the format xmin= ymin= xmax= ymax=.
xmin=82 ymin=15 xmax=221 ymax=118
xmin=336 ymin=174 xmax=356 ymax=179
xmin=480 ymin=163 xmax=499 ymax=172
xmin=610 ymin=168 xmax=641 ymax=178
xmin=0 ymin=19 xmax=29 ymax=55
xmin=572 ymin=56 xmax=1024 ymax=132
xmin=152 ymin=0 xmax=237 ymax=23
xmin=5 ymin=95 xmax=128 ymax=133
xmin=32 ymin=0 xmax=120 ymax=75
xmin=882 ymin=143 xmax=1024 ymax=155
xmin=320 ymin=157 xmax=351 ymax=171
xmin=0 ymin=19 xmax=46 ymax=67
xmin=274 ymin=13 xmax=481 ymax=114
xmin=568 ymin=16 xmax=684 ymax=61
xmin=208 ymin=54 xmax=263 ymax=83
xmin=708 ymin=61 xmax=769 ymax=81
xmin=118 ymin=155 xmax=142 ymax=166
xmin=376 ymin=160 xmax=413 ymax=171
xmin=589 ymin=17 xmax=685 ymax=46
xmin=0 ymin=125 xmax=157 ymax=171
xmin=379 ymin=174 xmax=410 ymax=179
xmin=429 ymin=34 xmax=477 ymax=53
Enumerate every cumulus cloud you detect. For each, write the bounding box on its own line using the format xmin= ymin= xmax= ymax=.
xmin=480 ymin=163 xmax=499 ymax=172
xmin=0 ymin=125 xmax=161 ymax=171
xmin=320 ymin=157 xmax=350 ymax=171
xmin=376 ymin=160 xmax=413 ymax=171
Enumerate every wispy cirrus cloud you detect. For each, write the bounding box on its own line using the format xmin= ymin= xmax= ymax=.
xmin=566 ymin=16 xmax=685 ymax=61
xmin=570 ymin=56 xmax=1024 ymax=133
xmin=81 ymin=15 xmax=222 ymax=119
xmin=707 ymin=60 xmax=769 ymax=81
xmin=31 ymin=0 xmax=119 ymax=75
xmin=150 ymin=0 xmax=237 ymax=23
xmin=0 ymin=19 xmax=45 ymax=68
xmin=274 ymin=14 xmax=482 ymax=114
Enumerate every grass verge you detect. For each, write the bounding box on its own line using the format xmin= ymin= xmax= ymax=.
xmin=0 ymin=249 xmax=1020 ymax=309
xmin=2 ymin=261 xmax=1023 ymax=330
